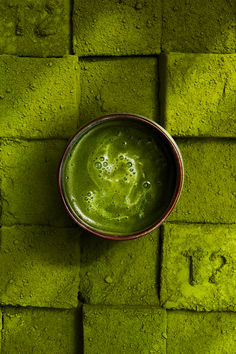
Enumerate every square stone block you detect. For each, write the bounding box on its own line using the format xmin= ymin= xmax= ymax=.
xmin=79 ymin=57 xmax=159 ymax=126
xmin=167 ymin=311 xmax=236 ymax=354
xmin=168 ymin=139 xmax=236 ymax=223
xmin=161 ymin=223 xmax=236 ymax=311
xmin=163 ymin=0 xmax=236 ymax=53
xmin=163 ymin=53 xmax=236 ymax=137
xmin=0 ymin=55 xmax=79 ymax=139
xmin=80 ymin=230 xmax=159 ymax=305
xmin=83 ymin=305 xmax=166 ymax=354
xmin=0 ymin=225 xmax=80 ymax=308
xmin=0 ymin=139 xmax=74 ymax=226
xmin=2 ymin=307 xmax=81 ymax=354
xmin=73 ymin=0 xmax=161 ymax=56
xmin=0 ymin=0 xmax=70 ymax=56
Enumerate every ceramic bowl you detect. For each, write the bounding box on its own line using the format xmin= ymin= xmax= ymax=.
xmin=58 ymin=114 xmax=183 ymax=240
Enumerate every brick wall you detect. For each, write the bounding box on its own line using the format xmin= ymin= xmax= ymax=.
xmin=0 ymin=0 xmax=235 ymax=353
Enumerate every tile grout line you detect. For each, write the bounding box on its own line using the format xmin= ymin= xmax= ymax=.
xmin=69 ymin=0 xmax=74 ymax=55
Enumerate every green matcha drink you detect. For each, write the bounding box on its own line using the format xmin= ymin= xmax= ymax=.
xmin=62 ymin=118 xmax=177 ymax=235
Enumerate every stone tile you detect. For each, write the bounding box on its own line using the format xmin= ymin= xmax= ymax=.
xmin=162 ymin=54 xmax=236 ymax=137
xmin=2 ymin=307 xmax=82 ymax=354
xmin=0 ymin=55 xmax=79 ymax=139
xmin=83 ymin=305 xmax=166 ymax=354
xmin=79 ymin=57 xmax=159 ymax=127
xmin=0 ymin=225 xmax=80 ymax=308
xmin=73 ymin=0 xmax=161 ymax=56
xmin=168 ymin=139 xmax=236 ymax=223
xmin=162 ymin=0 xmax=236 ymax=53
xmin=0 ymin=139 xmax=75 ymax=227
xmin=80 ymin=230 xmax=159 ymax=305
xmin=0 ymin=0 xmax=70 ymax=57
xmin=161 ymin=223 xmax=236 ymax=311
xmin=167 ymin=311 xmax=236 ymax=354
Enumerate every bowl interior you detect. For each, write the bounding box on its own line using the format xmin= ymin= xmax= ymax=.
xmin=59 ymin=115 xmax=182 ymax=239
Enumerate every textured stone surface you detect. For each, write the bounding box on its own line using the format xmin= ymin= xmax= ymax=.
xmin=163 ymin=0 xmax=236 ymax=53
xmin=2 ymin=307 xmax=82 ymax=354
xmin=73 ymin=0 xmax=161 ymax=56
xmin=0 ymin=226 xmax=80 ymax=308
xmin=0 ymin=139 xmax=74 ymax=226
xmin=0 ymin=0 xmax=70 ymax=57
xmin=80 ymin=230 xmax=159 ymax=305
xmin=161 ymin=224 xmax=236 ymax=311
xmin=0 ymin=55 xmax=79 ymax=139
xmin=168 ymin=139 xmax=236 ymax=223
xmin=163 ymin=53 xmax=236 ymax=137
xmin=167 ymin=311 xmax=236 ymax=354
xmin=83 ymin=305 xmax=166 ymax=354
xmin=79 ymin=57 xmax=159 ymax=127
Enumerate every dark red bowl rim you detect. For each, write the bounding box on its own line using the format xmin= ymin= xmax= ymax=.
xmin=58 ymin=114 xmax=184 ymax=241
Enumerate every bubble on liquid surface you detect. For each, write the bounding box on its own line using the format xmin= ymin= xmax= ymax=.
xmin=122 ymin=141 xmax=127 ymax=146
xmin=87 ymin=192 xmax=92 ymax=196
xmin=100 ymin=157 xmax=105 ymax=161
xmin=143 ymin=181 xmax=151 ymax=189
xmin=103 ymin=161 xmax=108 ymax=167
xmin=127 ymin=162 xmax=132 ymax=168
xmin=119 ymin=155 xmax=124 ymax=160
xmin=95 ymin=161 xmax=102 ymax=169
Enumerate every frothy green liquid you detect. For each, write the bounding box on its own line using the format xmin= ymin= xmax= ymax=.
xmin=62 ymin=119 xmax=177 ymax=235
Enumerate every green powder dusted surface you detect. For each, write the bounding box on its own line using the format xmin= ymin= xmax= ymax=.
xmin=161 ymin=223 xmax=236 ymax=311
xmin=0 ymin=139 xmax=74 ymax=226
xmin=0 ymin=226 xmax=80 ymax=308
xmin=83 ymin=305 xmax=166 ymax=354
xmin=167 ymin=311 xmax=236 ymax=354
xmin=0 ymin=0 xmax=70 ymax=57
xmin=62 ymin=118 xmax=176 ymax=235
xmin=0 ymin=55 xmax=80 ymax=139
xmin=79 ymin=57 xmax=159 ymax=127
xmin=2 ymin=307 xmax=81 ymax=354
xmin=168 ymin=139 xmax=236 ymax=223
xmin=163 ymin=0 xmax=236 ymax=53
xmin=163 ymin=53 xmax=236 ymax=137
xmin=0 ymin=0 xmax=235 ymax=351
xmin=80 ymin=230 xmax=159 ymax=305
xmin=73 ymin=0 xmax=161 ymax=56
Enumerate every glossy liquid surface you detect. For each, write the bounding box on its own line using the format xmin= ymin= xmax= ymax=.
xmin=62 ymin=119 xmax=177 ymax=235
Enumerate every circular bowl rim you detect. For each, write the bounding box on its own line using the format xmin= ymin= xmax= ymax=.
xmin=58 ymin=114 xmax=184 ymax=241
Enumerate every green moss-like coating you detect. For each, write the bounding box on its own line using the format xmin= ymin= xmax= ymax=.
xmin=0 ymin=139 xmax=74 ymax=226
xmin=2 ymin=307 xmax=82 ymax=354
xmin=163 ymin=0 xmax=236 ymax=53
xmin=161 ymin=223 xmax=236 ymax=311
xmin=80 ymin=230 xmax=159 ymax=305
xmin=73 ymin=0 xmax=161 ymax=56
xmin=163 ymin=53 xmax=236 ymax=137
xmin=0 ymin=55 xmax=79 ymax=139
xmin=168 ymin=139 xmax=236 ymax=223
xmin=83 ymin=305 xmax=166 ymax=353
xmin=167 ymin=311 xmax=236 ymax=353
xmin=79 ymin=57 xmax=159 ymax=127
xmin=0 ymin=0 xmax=70 ymax=57
xmin=0 ymin=226 xmax=80 ymax=308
